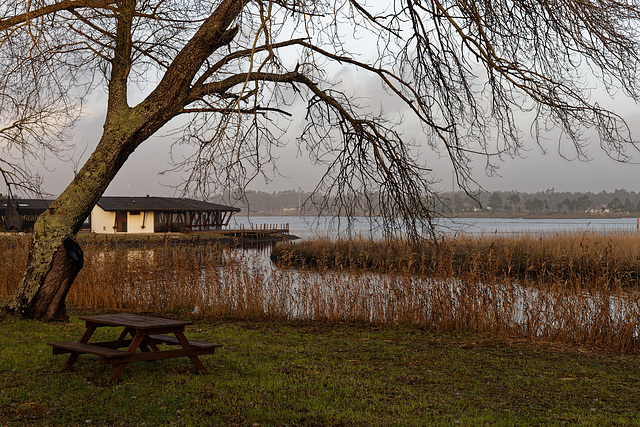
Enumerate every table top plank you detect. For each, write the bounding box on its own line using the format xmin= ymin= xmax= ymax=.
xmin=78 ymin=313 xmax=192 ymax=330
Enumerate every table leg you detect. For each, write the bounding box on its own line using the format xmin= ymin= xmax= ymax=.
xmin=62 ymin=354 xmax=80 ymax=371
xmin=62 ymin=323 xmax=98 ymax=371
xmin=109 ymin=334 xmax=146 ymax=382
xmin=174 ymin=332 xmax=208 ymax=374
xmin=144 ymin=337 xmax=160 ymax=352
xmin=116 ymin=328 xmax=153 ymax=352
xmin=113 ymin=327 xmax=133 ymax=348
xmin=109 ymin=363 xmax=128 ymax=382
xmin=138 ymin=337 xmax=152 ymax=352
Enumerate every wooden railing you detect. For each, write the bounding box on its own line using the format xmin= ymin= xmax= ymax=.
xmin=214 ymin=223 xmax=290 ymax=238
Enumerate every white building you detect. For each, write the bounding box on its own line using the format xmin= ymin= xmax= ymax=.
xmin=90 ymin=196 xmax=240 ymax=234
xmin=2 ymin=196 xmax=239 ymax=233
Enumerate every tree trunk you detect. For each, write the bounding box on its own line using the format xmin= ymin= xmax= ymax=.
xmin=3 ymin=0 xmax=237 ymax=320
xmin=5 ymin=117 xmax=151 ymax=319
xmin=28 ymin=236 xmax=84 ymax=321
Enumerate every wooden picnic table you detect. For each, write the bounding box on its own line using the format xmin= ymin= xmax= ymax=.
xmin=48 ymin=313 xmax=221 ymax=382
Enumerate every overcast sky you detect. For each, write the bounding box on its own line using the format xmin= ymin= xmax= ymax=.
xmin=4 ymin=1 xmax=640 ymax=201
xmin=3 ymin=63 xmax=640 ymax=199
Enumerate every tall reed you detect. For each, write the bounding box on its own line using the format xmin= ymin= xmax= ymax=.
xmin=272 ymin=231 xmax=640 ymax=288
xmin=0 ymin=233 xmax=29 ymax=296
xmin=1 ymin=232 xmax=640 ymax=352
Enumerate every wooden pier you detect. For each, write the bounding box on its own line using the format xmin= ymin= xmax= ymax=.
xmin=213 ymin=223 xmax=292 ymax=239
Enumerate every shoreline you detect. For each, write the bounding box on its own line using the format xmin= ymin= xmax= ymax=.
xmin=449 ymin=212 xmax=640 ymax=220
xmin=238 ymin=211 xmax=640 ymax=220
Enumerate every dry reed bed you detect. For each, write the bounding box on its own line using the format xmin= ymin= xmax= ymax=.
xmin=1 ymin=232 xmax=640 ymax=352
xmin=272 ymin=231 xmax=640 ymax=286
xmin=0 ymin=234 xmax=29 ymax=297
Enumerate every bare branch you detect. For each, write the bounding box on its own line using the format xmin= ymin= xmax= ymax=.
xmin=0 ymin=0 xmax=117 ymax=32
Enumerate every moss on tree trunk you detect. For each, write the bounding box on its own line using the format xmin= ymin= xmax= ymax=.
xmin=5 ymin=118 xmax=150 ymax=320
xmin=3 ymin=1 xmax=240 ymax=320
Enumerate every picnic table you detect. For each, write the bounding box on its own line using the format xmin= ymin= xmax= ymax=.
xmin=48 ymin=313 xmax=221 ymax=382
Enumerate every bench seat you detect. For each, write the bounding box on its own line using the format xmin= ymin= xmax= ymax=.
xmin=48 ymin=341 xmax=129 ymax=358
xmin=147 ymin=334 xmax=222 ymax=351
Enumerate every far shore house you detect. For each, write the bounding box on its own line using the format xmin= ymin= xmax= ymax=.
xmin=1 ymin=196 xmax=240 ymax=234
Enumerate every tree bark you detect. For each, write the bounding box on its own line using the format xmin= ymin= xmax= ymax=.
xmin=5 ymin=120 xmax=149 ymax=319
xmin=5 ymin=87 xmax=182 ymax=320
xmin=4 ymin=0 xmax=243 ymax=320
xmin=29 ymin=236 xmax=84 ymax=321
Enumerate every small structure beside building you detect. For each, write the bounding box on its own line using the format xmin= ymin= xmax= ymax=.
xmin=1 ymin=196 xmax=240 ymax=234
xmin=0 ymin=198 xmax=53 ymax=231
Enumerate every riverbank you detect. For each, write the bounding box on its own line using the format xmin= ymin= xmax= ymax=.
xmin=74 ymin=229 xmax=297 ymax=246
xmin=2 ymin=311 xmax=639 ymax=426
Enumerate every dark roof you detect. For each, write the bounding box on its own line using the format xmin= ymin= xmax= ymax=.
xmin=96 ymin=196 xmax=240 ymax=213
xmin=1 ymin=196 xmax=239 ymax=214
xmin=0 ymin=199 xmax=54 ymax=212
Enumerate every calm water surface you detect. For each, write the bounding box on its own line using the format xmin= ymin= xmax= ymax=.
xmin=230 ymin=215 xmax=640 ymax=240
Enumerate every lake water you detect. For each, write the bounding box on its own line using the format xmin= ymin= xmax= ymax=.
xmin=103 ymin=215 xmax=640 ymax=345
xmin=229 ymin=215 xmax=640 ymax=240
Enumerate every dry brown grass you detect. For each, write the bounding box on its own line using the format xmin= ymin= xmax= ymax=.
xmin=273 ymin=231 xmax=640 ymax=287
xmin=2 ymin=232 xmax=640 ymax=352
xmin=0 ymin=234 xmax=29 ymax=297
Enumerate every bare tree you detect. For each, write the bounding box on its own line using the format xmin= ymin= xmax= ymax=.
xmin=2 ymin=0 xmax=640 ymax=319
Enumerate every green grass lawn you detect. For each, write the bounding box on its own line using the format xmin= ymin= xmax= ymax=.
xmin=2 ymin=311 xmax=640 ymax=426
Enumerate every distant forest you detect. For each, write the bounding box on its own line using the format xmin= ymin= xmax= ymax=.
xmin=216 ymin=188 xmax=640 ymax=216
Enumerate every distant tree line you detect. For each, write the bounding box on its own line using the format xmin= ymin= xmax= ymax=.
xmin=3 ymin=189 xmax=638 ymax=216
xmin=216 ymin=188 xmax=640 ymax=216
xmin=442 ymin=188 xmax=640 ymax=215
xmin=215 ymin=190 xmax=320 ymax=216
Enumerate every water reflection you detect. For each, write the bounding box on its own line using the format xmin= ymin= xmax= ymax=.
xmin=79 ymin=232 xmax=640 ymax=352
xmin=208 ymin=247 xmax=640 ymax=345
xmin=230 ymin=215 xmax=640 ymax=239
